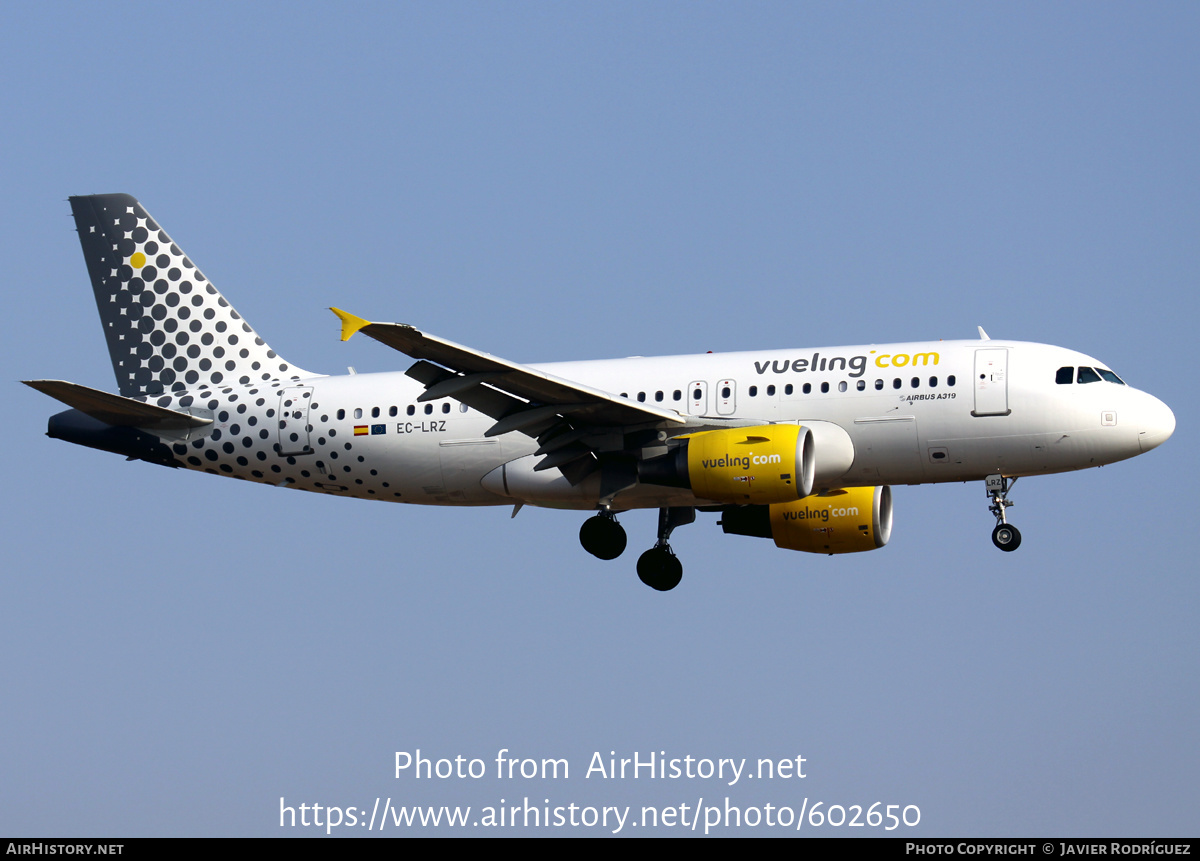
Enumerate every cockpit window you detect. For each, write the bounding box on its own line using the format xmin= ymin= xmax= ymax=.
xmin=1097 ymin=368 xmax=1125 ymax=385
xmin=1077 ymin=366 xmax=1101 ymax=384
xmin=1056 ymin=367 xmax=1073 ymax=385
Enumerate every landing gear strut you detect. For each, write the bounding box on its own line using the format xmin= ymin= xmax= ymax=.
xmin=637 ymin=507 xmax=694 ymax=591
xmin=986 ymin=474 xmax=1021 ymax=552
xmin=579 ymin=510 xmax=627 ymax=560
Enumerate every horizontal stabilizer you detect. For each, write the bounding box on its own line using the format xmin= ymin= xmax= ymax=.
xmin=23 ymin=380 xmax=213 ymax=430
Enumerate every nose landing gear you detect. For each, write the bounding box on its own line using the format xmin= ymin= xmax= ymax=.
xmin=986 ymin=474 xmax=1022 ymax=551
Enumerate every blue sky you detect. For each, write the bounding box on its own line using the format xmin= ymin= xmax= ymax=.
xmin=2 ymin=2 xmax=1197 ymax=836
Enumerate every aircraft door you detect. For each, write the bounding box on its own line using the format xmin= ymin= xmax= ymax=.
xmin=716 ymin=379 xmax=737 ymax=416
xmin=278 ymin=386 xmax=314 ymax=454
xmin=688 ymin=381 xmax=708 ymax=415
xmin=972 ymin=349 xmax=1010 ymax=417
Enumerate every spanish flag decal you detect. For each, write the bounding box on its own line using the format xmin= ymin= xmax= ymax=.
xmin=354 ymin=425 xmax=369 ymax=436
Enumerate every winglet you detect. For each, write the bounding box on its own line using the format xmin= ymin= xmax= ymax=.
xmin=330 ymin=307 xmax=371 ymax=341
xmin=977 ymin=326 xmax=991 ymax=341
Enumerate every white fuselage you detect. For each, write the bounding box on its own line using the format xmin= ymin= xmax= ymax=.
xmin=158 ymin=339 xmax=1174 ymax=510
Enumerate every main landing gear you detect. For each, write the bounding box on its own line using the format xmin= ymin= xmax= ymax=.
xmin=637 ymin=507 xmax=695 ymax=592
xmin=579 ymin=506 xmax=695 ymax=591
xmin=986 ymin=474 xmax=1022 ymax=552
xmin=579 ymin=510 xmax=627 ymax=560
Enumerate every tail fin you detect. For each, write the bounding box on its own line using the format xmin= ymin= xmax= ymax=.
xmin=69 ymin=194 xmax=310 ymax=397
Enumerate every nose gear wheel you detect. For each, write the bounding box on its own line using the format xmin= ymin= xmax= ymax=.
xmin=985 ymin=475 xmax=1022 ymax=552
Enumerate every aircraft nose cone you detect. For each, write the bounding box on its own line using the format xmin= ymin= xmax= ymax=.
xmin=1138 ymin=395 xmax=1175 ymax=453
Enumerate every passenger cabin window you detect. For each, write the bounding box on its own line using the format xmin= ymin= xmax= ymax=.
xmin=893 ymin=378 xmax=902 ymax=389
xmin=389 ymin=406 xmax=398 ymax=417
xmin=371 ymin=406 xmax=380 ymax=418
xmin=857 ymin=380 xmax=866 ymax=391
xmin=875 ymin=379 xmax=884 ymax=390
xmin=637 ymin=392 xmax=646 ymax=402
xmin=354 ymin=408 xmax=363 ymax=419
xmin=673 ymin=390 xmax=682 ymax=401
xmin=1056 ymin=367 xmax=1074 ymax=385
xmin=785 ymin=384 xmax=793 ymax=395
xmin=820 ymin=382 xmax=829 ymax=394
xmin=767 ymin=385 xmax=776 ymax=396
xmin=802 ymin=383 xmax=811 ymax=394
xmin=1077 ymin=366 xmax=1101 ymax=384
xmin=947 ymin=375 xmax=956 ymax=386
xmin=655 ymin=390 xmax=664 ymax=402
xmin=748 ymin=386 xmax=758 ymax=397
xmin=406 ymin=405 xmax=415 ymax=416
xmin=838 ymin=381 xmax=847 ymax=392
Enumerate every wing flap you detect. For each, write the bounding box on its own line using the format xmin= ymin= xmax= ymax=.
xmin=404 ymin=361 xmax=527 ymax=423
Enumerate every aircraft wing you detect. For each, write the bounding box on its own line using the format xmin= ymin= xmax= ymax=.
xmin=330 ymin=308 xmax=713 ymax=485
xmin=331 ymin=308 xmax=687 ymax=434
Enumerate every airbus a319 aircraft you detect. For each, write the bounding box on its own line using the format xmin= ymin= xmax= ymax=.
xmin=27 ymin=195 xmax=1176 ymax=590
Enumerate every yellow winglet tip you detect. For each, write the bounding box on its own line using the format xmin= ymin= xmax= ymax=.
xmin=329 ymin=307 xmax=371 ymax=341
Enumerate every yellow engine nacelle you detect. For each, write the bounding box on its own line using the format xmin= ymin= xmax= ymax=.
xmin=720 ymin=486 xmax=893 ymax=554
xmin=640 ymin=424 xmax=814 ymax=505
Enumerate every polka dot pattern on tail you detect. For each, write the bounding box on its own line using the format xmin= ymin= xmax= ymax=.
xmin=69 ymin=194 xmax=311 ymax=398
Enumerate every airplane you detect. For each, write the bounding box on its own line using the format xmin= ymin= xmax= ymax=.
xmin=26 ymin=194 xmax=1176 ymax=590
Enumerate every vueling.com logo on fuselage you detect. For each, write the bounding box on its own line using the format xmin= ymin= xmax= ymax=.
xmin=752 ymin=350 xmax=939 ymax=378
xmin=700 ymin=453 xmax=783 ymax=471
xmin=781 ymin=505 xmax=860 ymax=523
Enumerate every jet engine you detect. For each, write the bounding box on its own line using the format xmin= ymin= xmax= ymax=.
xmin=719 ymin=486 xmax=892 ymax=554
xmin=638 ymin=424 xmax=814 ymax=505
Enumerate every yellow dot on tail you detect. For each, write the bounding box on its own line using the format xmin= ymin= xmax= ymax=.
xmin=130 ymin=252 xmax=146 ymax=268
